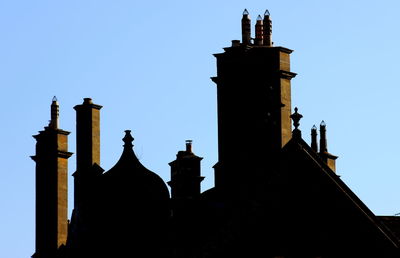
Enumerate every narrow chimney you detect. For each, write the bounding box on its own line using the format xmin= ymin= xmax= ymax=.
xmin=49 ymin=96 xmax=59 ymax=129
xmin=311 ymin=125 xmax=318 ymax=152
xmin=319 ymin=120 xmax=327 ymax=153
xmin=255 ymin=15 xmax=263 ymax=46
xmin=263 ymin=9 xmax=272 ymax=46
xmin=241 ymin=9 xmax=251 ymax=45
xmin=318 ymin=121 xmax=338 ymax=172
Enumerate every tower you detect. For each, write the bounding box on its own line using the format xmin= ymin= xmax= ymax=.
xmin=32 ymin=97 xmax=72 ymax=258
xmin=212 ymin=10 xmax=296 ymax=190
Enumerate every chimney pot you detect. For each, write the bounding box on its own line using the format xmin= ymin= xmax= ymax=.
xmin=186 ymin=140 xmax=193 ymax=153
xmin=83 ymin=98 xmax=93 ymax=104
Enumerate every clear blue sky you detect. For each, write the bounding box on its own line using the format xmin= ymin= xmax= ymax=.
xmin=2 ymin=1 xmax=400 ymax=257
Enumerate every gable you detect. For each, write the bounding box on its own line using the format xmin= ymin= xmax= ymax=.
xmin=266 ymin=138 xmax=400 ymax=255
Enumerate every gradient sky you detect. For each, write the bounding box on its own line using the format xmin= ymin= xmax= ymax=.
xmin=2 ymin=1 xmax=400 ymax=257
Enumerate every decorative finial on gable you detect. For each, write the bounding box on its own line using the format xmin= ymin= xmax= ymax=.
xmin=123 ymin=130 xmax=134 ymax=148
xmin=291 ymin=107 xmax=302 ymax=130
xmin=290 ymin=107 xmax=303 ymax=138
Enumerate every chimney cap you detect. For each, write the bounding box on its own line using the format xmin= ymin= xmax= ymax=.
xmin=185 ymin=140 xmax=193 ymax=153
xmin=83 ymin=98 xmax=93 ymax=104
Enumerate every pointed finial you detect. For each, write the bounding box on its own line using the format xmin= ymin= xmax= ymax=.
xmin=320 ymin=120 xmax=326 ymax=127
xmin=290 ymin=107 xmax=303 ymax=138
xmin=312 ymin=125 xmax=317 ymax=130
xmin=123 ymin=130 xmax=134 ymax=148
xmin=264 ymin=9 xmax=270 ymax=16
xmin=52 ymin=96 xmax=58 ymax=102
xmin=290 ymin=107 xmax=303 ymax=130
xmin=257 ymin=15 xmax=262 ymax=21
xmin=243 ymin=9 xmax=249 ymax=15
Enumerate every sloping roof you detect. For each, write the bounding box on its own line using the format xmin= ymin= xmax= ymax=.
xmin=380 ymin=216 xmax=400 ymax=241
xmin=280 ymin=135 xmax=400 ymax=250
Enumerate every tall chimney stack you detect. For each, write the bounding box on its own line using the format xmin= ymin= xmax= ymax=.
xmin=32 ymin=98 xmax=72 ymax=257
xmin=74 ymin=98 xmax=102 ymax=172
xmin=73 ymin=98 xmax=102 ymax=208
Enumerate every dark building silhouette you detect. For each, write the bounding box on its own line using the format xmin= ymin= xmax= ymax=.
xmin=32 ymin=9 xmax=400 ymax=258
